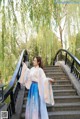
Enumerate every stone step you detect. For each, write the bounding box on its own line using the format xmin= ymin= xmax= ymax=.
xmin=24 ymin=85 xmax=74 ymax=97
xmin=54 ymin=96 xmax=80 ymax=103
xmin=46 ymin=74 xmax=66 ymax=77
xmin=44 ymin=69 xmax=62 ymax=71
xmin=50 ymin=76 xmax=69 ymax=80
xmin=46 ymin=72 xmax=66 ymax=75
xmin=22 ymin=102 xmax=80 ymax=113
xmin=44 ymin=70 xmax=63 ymax=72
xmin=24 ymin=89 xmax=76 ymax=97
xmin=53 ymin=80 xmax=71 ymax=85
xmin=21 ymin=111 xmax=80 ymax=119
xmin=23 ymin=95 xmax=80 ymax=105
xmin=44 ymin=66 xmax=61 ymax=69
xmin=53 ymin=89 xmax=77 ymax=96
xmin=47 ymin=77 xmax=68 ymax=80
xmin=49 ymin=74 xmax=66 ymax=78
xmin=47 ymin=103 xmax=80 ymax=112
xmin=52 ymin=84 xmax=74 ymax=90
xmin=48 ymin=111 xmax=80 ymax=119
xmin=20 ymin=66 xmax=80 ymax=119
xmin=44 ymin=66 xmax=61 ymax=68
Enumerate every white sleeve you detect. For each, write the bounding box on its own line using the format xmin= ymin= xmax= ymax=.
xmin=18 ymin=63 xmax=30 ymax=86
xmin=39 ymin=68 xmax=55 ymax=105
xmin=40 ymin=68 xmax=52 ymax=82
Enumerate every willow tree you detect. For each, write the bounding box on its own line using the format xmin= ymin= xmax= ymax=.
xmin=75 ymin=33 xmax=80 ymax=60
xmin=0 ymin=0 xmax=6 ymax=83
xmin=27 ymin=25 xmax=61 ymax=65
xmin=0 ymin=0 xmax=80 ymax=84
xmin=27 ymin=0 xmax=53 ymax=31
xmin=64 ymin=4 xmax=80 ymax=54
xmin=1 ymin=0 xmax=5 ymax=61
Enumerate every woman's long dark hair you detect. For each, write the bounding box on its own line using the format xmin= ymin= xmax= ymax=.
xmin=33 ymin=56 xmax=43 ymax=69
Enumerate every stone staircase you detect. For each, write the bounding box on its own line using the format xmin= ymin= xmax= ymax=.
xmin=20 ymin=66 xmax=80 ymax=119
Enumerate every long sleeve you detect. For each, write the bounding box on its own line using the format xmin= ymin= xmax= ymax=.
xmin=39 ymin=68 xmax=55 ymax=105
xmin=39 ymin=68 xmax=53 ymax=82
xmin=18 ymin=63 xmax=32 ymax=89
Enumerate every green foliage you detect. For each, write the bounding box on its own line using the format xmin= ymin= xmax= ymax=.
xmin=27 ymin=26 xmax=61 ymax=65
xmin=68 ymin=35 xmax=76 ymax=55
xmin=75 ymin=33 xmax=80 ymax=60
xmin=28 ymin=0 xmax=53 ymax=31
xmin=0 ymin=0 xmax=80 ymax=84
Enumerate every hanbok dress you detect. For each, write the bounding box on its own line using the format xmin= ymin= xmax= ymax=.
xmin=19 ymin=63 xmax=55 ymax=119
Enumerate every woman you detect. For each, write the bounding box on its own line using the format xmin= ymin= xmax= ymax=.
xmin=19 ymin=56 xmax=55 ymax=119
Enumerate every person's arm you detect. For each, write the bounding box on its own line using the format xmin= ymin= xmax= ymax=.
xmin=19 ymin=62 xmax=32 ymax=89
xmin=39 ymin=68 xmax=55 ymax=105
xmin=48 ymin=78 xmax=55 ymax=84
xmin=40 ymin=68 xmax=55 ymax=84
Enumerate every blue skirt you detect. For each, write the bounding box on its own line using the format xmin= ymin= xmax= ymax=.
xmin=25 ymin=82 xmax=49 ymax=119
